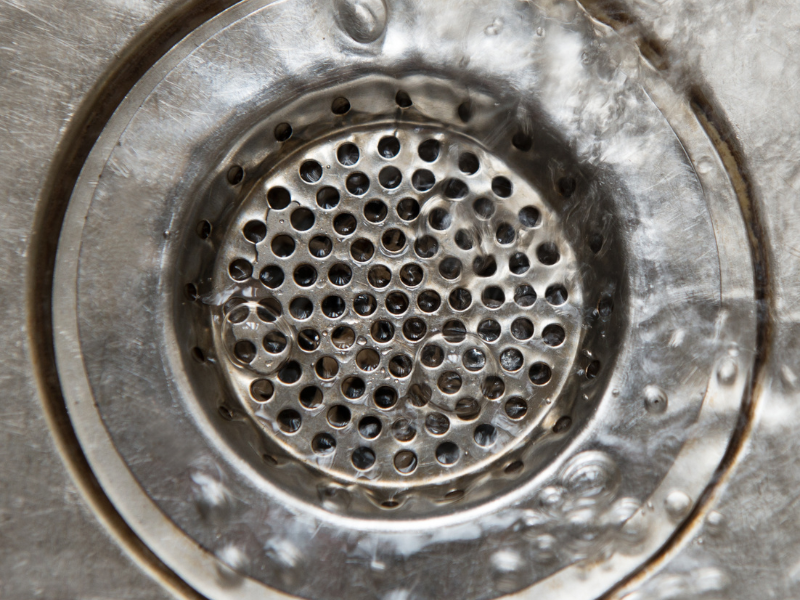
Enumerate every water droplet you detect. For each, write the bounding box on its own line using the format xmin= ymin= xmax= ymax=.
xmin=665 ymin=490 xmax=692 ymax=521
xmin=643 ymin=385 xmax=668 ymax=414
xmin=717 ymin=358 xmax=737 ymax=384
xmin=706 ymin=510 xmax=726 ymax=535
xmin=334 ymin=0 xmax=387 ymax=43
xmin=357 ymin=336 xmax=367 ymax=346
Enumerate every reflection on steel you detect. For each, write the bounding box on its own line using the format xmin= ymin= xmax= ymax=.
xmin=0 ymin=0 xmax=794 ymax=599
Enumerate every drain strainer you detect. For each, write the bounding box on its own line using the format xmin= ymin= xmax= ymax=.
xmin=53 ymin=0 xmax=757 ymax=599
xmin=213 ymin=123 xmax=582 ymax=486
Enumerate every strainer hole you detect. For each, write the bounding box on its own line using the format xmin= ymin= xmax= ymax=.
xmin=346 ymin=172 xmax=370 ymax=195
xmin=438 ymin=371 xmax=462 ymax=394
xmin=321 ymin=296 xmax=346 ymax=318
xmin=185 ymin=283 xmax=198 ymax=301
xmin=458 ymin=152 xmax=480 ymax=175
xmin=315 ymin=356 xmax=339 ymax=380
xmin=328 ymin=263 xmax=353 ymax=286
xmin=443 ymin=320 xmax=467 ymax=343
xmin=463 ymin=348 xmax=486 ymax=372
xmin=496 ymin=223 xmax=516 ymax=245
xmin=474 ymin=424 xmax=497 ymax=447
xmin=402 ymin=318 xmax=427 ymax=341
xmin=293 ymin=264 xmax=317 ymax=287
xmin=278 ymin=361 xmax=302 ymax=384
xmin=412 ymin=169 xmax=435 ymax=191
xmin=192 ymin=347 xmax=206 ymax=363
xmin=332 ymin=326 xmax=356 ymax=349
xmin=196 ymin=220 xmax=212 ymax=239
xmin=482 ymin=286 xmax=505 ymax=308
xmin=316 ymin=186 xmax=340 ymax=209
xmin=392 ymin=419 xmax=416 ymax=442
xmin=251 ymin=379 xmax=275 ymax=402
xmin=455 ymin=229 xmax=474 ymax=250
xmin=308 ymin=235 xmax=333 ymax=258
xmin=473 ymin=255 xmax=497 ymax=277
xmin=542 ymin=324 xmax=566 ymax=347
xmin=553 ymin=416 xmax=572 ymax=433
xmin=385 ymin=291 xmax=409 ymax=315
xmin=418 ymin=139 xmax=440 ymax=162
xmin=395 ymin=90 xmax=412 ymax=108
xmin=443 ymin=178 xmax=469 ymax=199
xmin=394 ymin=450 xmax=418 ymax=474
xmin=514 ymin=285 xmax=537 ymax=307
xmin=586 ymin=360 xmax=601 ymax=379
xmin=379 ymin=166 xmax=402 ymax=189
xmin=381 ymin=229 xmax=407 ymax=252
xmin=473 ymin=197 xmax=494 ymax=219
xmin=408 ymin=384 xmax=432 ymax=407
xmin=528 ymin=362 xmax=552 ymax=385
xmin=589 ymin=232 xmax=604 ymax=253
xmin=598 ymin=295 xmax=614 ymax=317
xmin=274 ymin=122 xmax=292 ymax=142
xmin=218 ymin=405 xmax=233 ymax=421
xmin=505 ymin=397 xmax=528 ymax=419
xmin=388 ymin=354 xmax=413 ymax=378
xmin=374 ymin=386 xmax=398 ymax=409
xmin=491 ymin=176 xmax=513 ymax=197
xmin=536 ymin=242 xmax=560 ymax=265
xmin=510 ymin=318 xmax=534 ymax=340
xmin=342 ymin=376 xmax=367 ymax=398
xmin=512 ymin=130 xmax=532 ymax=151
xmin=428 ymin=207 xmax=452 ymax=230
xmin=397 ymin=197 xmax=420 ymax=221
xmin=557 ymin=176 xmax=577 ymax=197
xmin=297 ymin=329 xmax=321 ymax=352
xmin=417 ymin=290 xmax=441 ymax=313
xmin=448 ymin=288 xmax=472 ymax=311
xmin=425 ymin=413 xmax=450 ymax=435
xmin=277 ymin=409 xmax=301 ymax=434
xmin=290 ymin=208 xmax=315 ymax=231
xmin=439 ymin=257 xmax=462 ymax=280
xmin=263 ymin=331 xmax=288 ymax=354
xmin=289 ymin=297 xmax=313 ymax=320
xmin=331 ymin=97 xmax=351 ymax=115
xmin=364 ymin=200 xmax=388 ymax=223
xmin=477 ymin=319 xmax=501 ymax=342
xmin=228 ymin=259 xmax=253 ymax=281
xmin=350 ymin=238 xmax=375 ymax=262
xmin=509 ymin=252 xmax=530 ymax=274
xmin=333 ymin=213 xmax=358 ymax=236
xmin=421 ymin=344 xmax=444 ymax=368
xmin=328 ymin=405 xmax=351 ymax=428
xmin=353 ymin=293 xmax=377 ymax=316
xmin=457 ymin=100 xmax=472 ymax=123
xmin=243 ymin=220 xmax=266 ymax=244
xmin=271 ymin=235 xmax=296 ymax=257
xmin=352 ymin=447 xmax=376 ymax=471
xmin=505 ymin=460 xmax=524 ymax=475
xmin=337 ymin=142 xmax=359 ymax=166
xmin=227 ymin=165 xmax=244 ymax=186
xmin=437 ymin=441 xmax=461 ymax=465
xmin=414 ymin=235 xmax=438 ymax=259
xmin=267 ymin=186 xmax=291 ymax=209
xmin=399 ymin=263 xmax=424 ymax=286
xmin=368 ymin=265 xmax=392 ymax=288
xmin=481 ymin=377 xmax=505 ymax=400
xmin=312 ymin=433 xmax=336 ymax=454
xmin=370 ymin=320 xmax=395 ymax=343
xmin=257 ymin=298 xmax=282 ymax=322
xmin=545 ymin=284 xmax=568 ymax=306
xmin=359 ymin=416 xmax=382 ymax=439
xmin=299 ymin=160 xmax=323 ymax=183
xmin=518 ymin=206 xmax=540 ymax=228
xmin=500 ymin=348 xmax=524 ymax=372
xmin=356 ymin=349 xmax=380 ymax=372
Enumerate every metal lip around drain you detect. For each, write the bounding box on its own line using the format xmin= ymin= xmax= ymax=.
xmin=52 ymin=0 xmax=757 ymax=598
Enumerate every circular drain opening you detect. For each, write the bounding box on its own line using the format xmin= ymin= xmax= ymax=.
xmin=211 ymin=117 xmax=585 ymax=488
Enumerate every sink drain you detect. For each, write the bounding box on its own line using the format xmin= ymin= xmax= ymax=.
xmin=52 ymin=0 xmax=756 ymax=599
xmin=212 ymin=123 xmax=582 ymax=486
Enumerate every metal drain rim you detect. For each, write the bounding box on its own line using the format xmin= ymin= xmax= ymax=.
xmin=52 ymin=0 xmax=756 ymax=598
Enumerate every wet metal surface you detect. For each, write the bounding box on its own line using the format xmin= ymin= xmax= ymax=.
xmin=0 ymin=0 xmax=797 ymax=599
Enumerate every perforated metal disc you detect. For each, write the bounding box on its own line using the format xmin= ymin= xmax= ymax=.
xmin=53 ymin=0 xmax=756 ymax=598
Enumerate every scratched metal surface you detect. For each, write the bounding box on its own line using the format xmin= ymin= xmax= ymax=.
xmin=0 ymin=0 xmax=797 ymax=599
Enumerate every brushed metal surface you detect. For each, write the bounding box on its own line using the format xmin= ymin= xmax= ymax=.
xmin=0 ymin=0 xmax=797 ymax=599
